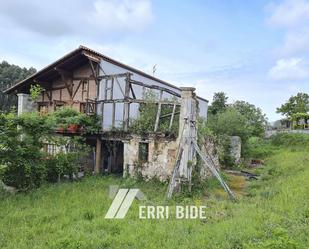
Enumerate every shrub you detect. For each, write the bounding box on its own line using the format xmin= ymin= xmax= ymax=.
xmin=130 ymin=90 xmax=179 ymax=136
xmin=270 ymin=133 xmax=309 ymax=148
xmin=0 ymin=111 xmax=91 ymax=189
xmin=0 ymin=111 xmax=53 ymax=189
xmin=52 ymin=107 xmax=101 ymax=134
xmin=243 ymin=137 xmax=274 ymax=159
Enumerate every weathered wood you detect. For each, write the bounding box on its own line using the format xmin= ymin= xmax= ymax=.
xmin=123 ymin=73 xmax=131 ymax=131
xmin=94 ymin=138 xmax=102 ymax=174
xmin=96 ymin=98 xmax=180 ymax=105
xmin=112 ymin=102 xmax=116 ymax=128
xmin=88 ymin=59 xmax=99 ymax=86
xmin=114 ymin=77 xmax=125 ymax=97
xmin=72 ymin=76 xmax=92 ymax=81
xmin=49 ymin=90 xmax=52 ymax=103
xmin=130 ymin=83 xmax=136 ymax=99
xmin=154 ymin=90 xmax=163 ymax=132
xmin=82 ymin=51 xmax=101 ymax=63
xmin=104 ymin=79 xmax=108 ymax=100
xmin=54 ymin=67 xmax=73 ymax=99
xmin=101 ymin=103 xmax=104 ymax=131
xmin=72 ymin=80 xmax=83 ymax=99
xmin=110 ymin=77 xmax=114 ymax=100
xmin=45 ymin=91 xmax=51 ymax=102
xmin=86 ymin=80 xmax=89 ymax=100
xmin=160 ymin=111 xmax=180 ymax=119
xmin=98 ymin=73 xmax=129 ymax=80
xmin=130 ymin=79 xmax=181 ymax=98
xmin=169 ymin=104 xmax=177 ymax=131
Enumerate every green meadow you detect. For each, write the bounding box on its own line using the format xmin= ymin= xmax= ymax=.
xmin=1 ymin=136 xmax=309 ymax=249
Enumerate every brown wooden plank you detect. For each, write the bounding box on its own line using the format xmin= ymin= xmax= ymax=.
xmin=88 ymin=59 xmax=99 ymax=86
xmin=72 ymin=80 xmax=83 ymax=99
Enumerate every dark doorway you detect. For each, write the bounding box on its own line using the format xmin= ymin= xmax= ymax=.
xmin=102 ymin=140 xmax=124 ymax=175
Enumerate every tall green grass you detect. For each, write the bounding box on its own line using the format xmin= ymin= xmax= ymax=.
xmin=0 ymin=136 xmax=309 ymax=249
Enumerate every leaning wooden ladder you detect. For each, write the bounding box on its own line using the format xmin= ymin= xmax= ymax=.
xmin=167 ymin=120 xmax=236 ymax=200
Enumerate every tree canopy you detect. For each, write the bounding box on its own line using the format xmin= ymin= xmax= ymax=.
xmin=0 ymin=61 xmax=36 ymax=112
xmin=208 ymin=92 xmax=228 ymax=115
xmin=232 ymin=100 xmax=267 ymax=137
xmin=276 ymin=92 xmax=309 ymax=117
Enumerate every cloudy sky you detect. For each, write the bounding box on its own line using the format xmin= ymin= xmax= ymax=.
xmin=1 ymin=0 xmax=309 ymax=121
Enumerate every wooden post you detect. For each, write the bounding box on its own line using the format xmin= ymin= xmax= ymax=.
xmin=110 ymin=77 xmax=114 ymax=100
xmin=123 ymin=73 xmax=131 ymax=131
xmin=95 ymin=138 xmax=102 ymax=174
xmin=101 ymin=103 xmax=104 ymax=131
xmin=112 ymin=102 xmax=116 ymax=128
xmin=154 ymin=90 xmax=163 ymax=132
xmin=169 ymin=104 xmax=177 ymax=131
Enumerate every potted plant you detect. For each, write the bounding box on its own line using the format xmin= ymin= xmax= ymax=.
xmin=67 ymin=116 xmax=80 ymax=133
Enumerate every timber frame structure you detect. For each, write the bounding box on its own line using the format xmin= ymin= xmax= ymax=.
xmin=5 ymin=45 xmax=211 ymax=189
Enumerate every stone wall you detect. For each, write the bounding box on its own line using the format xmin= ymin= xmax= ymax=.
xmin=230 ymin=136 xmax=241 ymax=164
xmin=199 ymin=136 xmax=220 ymax=179
xmin=123 ymin=135 xmax=178 ymax=181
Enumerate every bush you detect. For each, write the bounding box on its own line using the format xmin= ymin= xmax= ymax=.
xmin=0 ymin=111 xmax=91 ymax=190
xmin=0 ymin=111 xmax=53 ymax=189
xmin=270 ymin=133 xmax=309 ymax=147
xmin=130 ymin=90 xmax=179 ymax=136
xmin=243 ymin=137 xmax=274 ymax=159
xmin=52 ymin=107 xmax=101 ymax=134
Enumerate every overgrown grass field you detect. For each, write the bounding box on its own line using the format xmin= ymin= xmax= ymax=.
xmin=1 ymin=134 xmax=309 ymax=249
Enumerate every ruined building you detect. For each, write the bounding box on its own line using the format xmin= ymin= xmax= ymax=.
xmin=5 ymin=46 xmax=209 ymax=183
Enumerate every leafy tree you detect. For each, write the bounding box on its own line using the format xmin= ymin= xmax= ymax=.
xmin=206 ymin=93 xmax=268 ymax=167
xmin=208 ymin=92 xmax=228 ymax=115
xmin=208 ymin=107 xmax=250 ymax=142
xmin=276 ymin=92 xmax=309 ymax=117
xmin=232 ymin=100 xmax=267 ymax=137
xmin=0 ymin=61 xmax=36 ymax=112
xmin=0 ymin=111 xmax=53 ymax=189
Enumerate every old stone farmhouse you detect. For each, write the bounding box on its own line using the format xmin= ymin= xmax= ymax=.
xmin=5 ymin=46 xmax=209 ymax=182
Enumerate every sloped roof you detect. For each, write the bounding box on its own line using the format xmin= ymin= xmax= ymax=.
xmin=4 ymin=45 xmax=208 ymax=102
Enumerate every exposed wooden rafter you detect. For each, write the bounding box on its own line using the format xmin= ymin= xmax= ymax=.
xmin=54 ymin=67 xmax=73 ymax=99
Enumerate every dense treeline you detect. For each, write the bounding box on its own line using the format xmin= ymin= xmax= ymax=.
xmin=0 ymin=61 xmax=36 ymax=112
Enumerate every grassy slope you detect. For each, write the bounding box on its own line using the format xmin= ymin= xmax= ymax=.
xmin=0 ymin=148 xmax=309 ymax=249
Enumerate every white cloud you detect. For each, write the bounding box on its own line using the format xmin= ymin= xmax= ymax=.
xmin=0 ymin=0 xmax=153 ymax=38
xmin=266 ymin=0 xmax=309 ymax=81
xmin=268 ymin=57 xmax=309 ymax=80
xmin=91 ymin=0 xmax=153 ymax=32
xmin=266 ymin=0 xmax=309 ymax=57
xmin=267 ymin=0 xmax=309 ymax=28
xmin=279 ymin=29 xmax=309 ymax=56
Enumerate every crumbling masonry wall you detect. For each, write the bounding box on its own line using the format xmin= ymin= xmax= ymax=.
xmin=123 ymin=135 xmax=178 ymax=181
